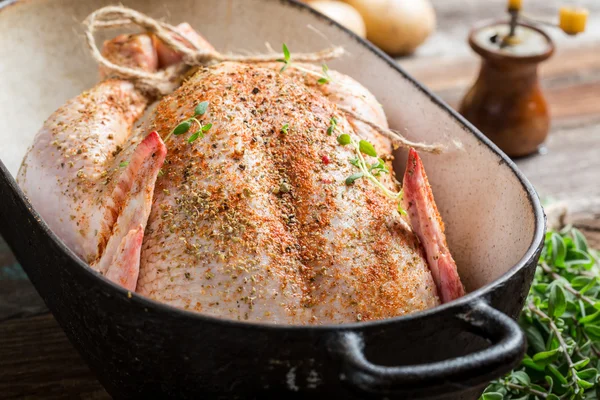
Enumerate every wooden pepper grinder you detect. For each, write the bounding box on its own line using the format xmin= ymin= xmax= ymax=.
xmin=459 ymin=0 xmax=588 ymax=158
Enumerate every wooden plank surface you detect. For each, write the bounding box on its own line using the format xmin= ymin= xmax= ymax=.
xmin=1 ymin=0 xmax=599 ymax=398
xmin=0 ymin=314 xmax=109 ymax=399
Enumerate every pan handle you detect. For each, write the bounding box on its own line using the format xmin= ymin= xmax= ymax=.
xmin=328 ymin=300 xmax=525 ymax=398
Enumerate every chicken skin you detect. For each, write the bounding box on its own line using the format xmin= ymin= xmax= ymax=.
xmin=18 ymin=27 xmax=463 ymax=324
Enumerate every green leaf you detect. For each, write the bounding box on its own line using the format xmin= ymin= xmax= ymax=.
xmin=547 ymin=364 xmax=568 ymax=385
xmin=119 ymin=161 xmax=129 ymax=168
xmin=202 ymin=123 xmax=213 ymax=132
xmin=577 ymin=378 xmax=595 ymax=389
xmin=573 ymin=228 xmax=589 ymax=253
xmin=571 ymin=276 xmax=594 ymax=289
xmin=580 ymin=310 xmax=600 ymax=324
xmin=173 ymin=121 xmax=191 ymax=135
xmin=480 ymin=393 xmax=503 ymax=400
xmin=370 ymin=158 xmax=388 ymax=173
xmin=282 ymin=43 xmax=291 ymax=61
xmin=345 ymin=172 xmax=364 ymax=185
xmin=532 ymin=348 xmax=561 ymax=365
xmin=194 ymin=101 xmax=209 ymax=116
xmin=359 ymin=140 xmax=377 ymax=157
xmin=523 ymin=324 xmax=546 ymax=354
xmin=584 ymin=324 xmax=600 ymax=340
xmin=337 ymin=134 xmax=351 ymax=145
xmin=349 ymin=157 xmax=360 ymax=167
xmin=546 ymin=395 xmax=559 ymax=400
xmin=512 ymin=371 xmax=531 ymax=386
xmin=483 ymin=384 xmax=506 ymax=394
xmin=187 ymin=131 xmax=201 ymax=143
xmin=565 ymin=248 xmax=594 ymax=269
xmin=281 ymin=123 xmax=289 ymax=134
xmin=327 ymin=118 xmax=337 ymax=135
xmin=580 ymin=278 xmax=597 ymax=295
xmin=550 ymin=232 xmax=567 ymax=267
xmin=576 ymin=368 xmax=597 ymax=381
xmin=573 ymin=358 xmax=591 ymax=370
xmin=522 ymin=355 xmax=545 ymax=371
xmin=548 ymin=283 xmax=567 ymax=318
xmin=317 ymin=78 xmax=329 ymax=85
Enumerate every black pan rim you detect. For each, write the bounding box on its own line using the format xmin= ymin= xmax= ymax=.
xmin=0 ymin=0 xmax=546 ymax=331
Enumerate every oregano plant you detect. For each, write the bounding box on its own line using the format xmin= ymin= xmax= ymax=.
xmin=481 ymin=227 xmax=600 ymax=400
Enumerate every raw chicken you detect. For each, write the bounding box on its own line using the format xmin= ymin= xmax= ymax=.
xmin=17 ymin=28 xmax=464 ymax=324
xmin=17 ymin=27 xmax=205 ymax=290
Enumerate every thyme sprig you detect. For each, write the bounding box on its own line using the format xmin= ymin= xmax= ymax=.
xmin=331 ymin=119 xmax=405 ymax=215
xmin=481 ymin=227 xmax=600 ymax=400
xmin=164 ymin=101 xmax=212 ymax=143
xmin=277 ymin=44 xmax=333 ymax=85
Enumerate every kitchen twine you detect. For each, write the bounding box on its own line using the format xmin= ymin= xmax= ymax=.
xmin=84 ymin=5 xmax=443 ymax=154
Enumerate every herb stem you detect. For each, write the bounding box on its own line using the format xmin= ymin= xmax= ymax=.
xmin=292 ymin=64 xmax=328 ymax=80
xmin=504 ymin=382 xmax=548 ymax=398
xmin=541 ymin=262 xmax=596 ymax=307
xmin=529 ymin=304 xmax=580 ymax=393
xmin=341 ymin=126 xmax=403 ymax=203
xmin=581 ymin=330 xmax=600 ymax=358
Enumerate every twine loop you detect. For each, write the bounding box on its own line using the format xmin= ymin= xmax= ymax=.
xmin=83 ymin=6 xmax=444 ymax=153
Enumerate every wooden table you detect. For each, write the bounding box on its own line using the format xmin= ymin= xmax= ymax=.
xmin=1 ymin=0 xmax=599 ymax=398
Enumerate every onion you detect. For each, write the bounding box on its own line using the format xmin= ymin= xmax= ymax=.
xmin=307 ymin=1 xmax=367 ymax=38
xmin=341 ymin=0 xmax=436 ymax=56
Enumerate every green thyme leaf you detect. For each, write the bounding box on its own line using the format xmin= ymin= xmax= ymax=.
xmin=523 ymin=325 xmax=545 ymax=353
xmin=512 ymin=371 xmax=531 ymax=386
xmin=548 ymin=283 xmax=566 ymax=318
xmin=187 ymin=131 xmax=201 ymax=143
xmin=282 ymin=43 xmax=290 ymax=61
xmin=573 ymin=359 xmax=591 ymax=370
xmin=194 ymin=101 xmax=209 ymax=116
xmin=576 ymin=368 xmax=597 ymax=381
xmin=533 ymin=348 xmax=560 ymax=364
xmin=173 ymin=121 xmax=191 ymax=135
xmin=281 ymin=123 xmax=289 ymax=134
xmin=318 ymin=63 xmax=331 ymax=84
xmin=573 ymin=228 xmax=589 ymax=253
xmin=202 ymin=123 xmax=213 ymax=132
xmin=480 ymin=394 xmax=503 ymax=400
xmin=345 ymin=172 xmax=364 ymax=185
xmin=337 ymin=134 xmax=351 ymax=145
xmin=349 ymin=157 xmax=360 ymax=167
xmin=584 ymin=324 xmax=600 ymax=340
xmin=550 ymin=232 xmax=567 ymax=266
xmin=359 ymin=140 xmax=377 ymax=157
xmin=119 ymin=161 xmax=129 ymax=168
